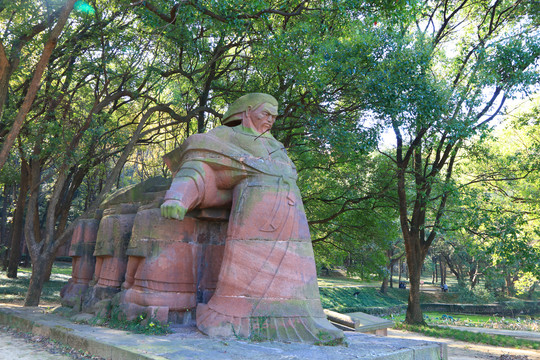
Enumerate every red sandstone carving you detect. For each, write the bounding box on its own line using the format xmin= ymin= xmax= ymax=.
xmin=60 ymin=214 xmax=101 ymax=308
xmin=62 ymin=94 xmax=342 ymax=344
xmin=160 ymin=93 xmax=343 ymax=343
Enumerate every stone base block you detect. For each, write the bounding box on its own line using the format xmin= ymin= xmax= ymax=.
xmin=60 ymin=282 xmax=88 ymax=310
xmin=82 ymin=285 xmax=121 ymax=313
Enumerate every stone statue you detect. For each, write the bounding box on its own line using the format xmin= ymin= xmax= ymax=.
xmin=62 ymin=93 xmax=342 ymax=344
xmin=159 ymin=93 xmax=342 ymax=343
xmin=60 ymin=212 xmax=101 ymax=309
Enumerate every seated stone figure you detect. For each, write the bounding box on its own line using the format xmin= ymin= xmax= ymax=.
xmin=60 ymin=212 xmax=101 ymax=309
xmin=159 ymin=93 xmax=343 ymax=343
xmin=79 ymin=177 xmax=171 ymax=312
xmin=62 ymin=93 xmax=342 ymax=344
xmin=119 ymin=205 xmax=228 ymax=324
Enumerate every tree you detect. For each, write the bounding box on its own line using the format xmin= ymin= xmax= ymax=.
xmin=11 ymin=1 xmax=164 ymax=304
xmin=361 ymin=0 xmax=540 ymax=324
xmin=0 ymin=0 xmax=77 ymax=170
xmin=287 ymin=0 xmax=540 ymax=323
xmin=439 ymin=100 xmax=540 ymax=297
xmin=13 ymin=0 xmax=350 ymax=305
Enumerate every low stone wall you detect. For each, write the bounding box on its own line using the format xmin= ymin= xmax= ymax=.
xmin=347 ymin=301 xmax=540 ymax=317
xmin=421 ymin=301 xmax=540 ymax=316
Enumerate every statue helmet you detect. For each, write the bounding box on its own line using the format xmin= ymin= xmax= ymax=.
xmin=222 ymin=93 xmax=278 ymax=126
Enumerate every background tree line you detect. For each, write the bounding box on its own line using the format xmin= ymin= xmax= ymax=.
xmin=0 ymin=0 xmax=538 ymax=324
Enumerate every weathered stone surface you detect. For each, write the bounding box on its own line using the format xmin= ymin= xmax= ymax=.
xmin=160 ymin=93 xmax=343 ymax=343
xmin=83 ymin=178 xmax=171 ymax=310
xmin=62 ymin=94 xmax=344 ymax=344
xmin=0 ymin=305 xmax=449 ymax=360
xmin=120 ymin=208 xmax=227 ymax=323
xmin=60 ymin=214 xmax=101 ymax=309
xmin=100 ymin=176 xmax=171 ymax=208
xmin=93 ymin=205 xmax=137 ymax=288
xmin=62 ymin=177 xmax=172 ymax=313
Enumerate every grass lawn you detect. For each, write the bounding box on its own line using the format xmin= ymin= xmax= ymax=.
xmin=317 ymin=276 xmax=379 ymax=287
xmin=319 ymin=285 xmax=459 ymax=313
xmin=318 ymin=274 xmax=459 ymax=292
xmin=0 ymin=262 xmax=71 ymax=305
xmin=385 ymin=311 xmax=539 ymax=332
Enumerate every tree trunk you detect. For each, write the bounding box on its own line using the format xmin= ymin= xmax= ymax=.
xmin=23 ymin=163 xmax=69 ymax=305
xmin=398 ymin=259 xmax=403 ymax=283
xmin=442 ymin=252 xmax=460 ymax=281
xmin=24 ymin=252 xmax=55 ymax=306
xmin=505 ymin=274 xmax=515 ymax=296
xmin=440 ymin=258 xmax=446 ymax=286
xmin=389 ymin=262 xmax=394 ymax=288
xmin=0 ymin=184 xmax=10 ymax=265
xmin=0 ymin=41 xmax=11 ymax=122
xmin=405 ymin=248 xmax=425 ymax=324
xmin=7 ymin=162 xmax=29 ymax=278
xmin=380 ymin=276 xmax=388 ymax=294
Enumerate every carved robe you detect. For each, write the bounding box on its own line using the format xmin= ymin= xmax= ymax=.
xmin=164 ymin=125 xmax=342 ymax=343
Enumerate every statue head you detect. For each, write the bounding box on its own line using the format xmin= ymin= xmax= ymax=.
xmin=222 ymin=93 xmax=278 ymax=133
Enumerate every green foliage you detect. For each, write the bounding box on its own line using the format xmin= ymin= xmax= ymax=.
xmin=454 ymin=281 xmax=497 ymax=304
xmin=101 ymin=307 xmax=171 ymax=336
xmin=302 ymin=151 xmax=399 ymax=276
xmin=437 ymin=106 xmax=540 ymax=297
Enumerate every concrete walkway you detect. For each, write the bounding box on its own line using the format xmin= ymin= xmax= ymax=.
xmin=442 ymin=325 xmax=540 ymax=342
xmin=388 ymin=328 xmax=540 ymax=360
xmin=0 ymin=305 xmax=447 ymax=360
xmin=0 ymin=329 xmax=74 ymax=360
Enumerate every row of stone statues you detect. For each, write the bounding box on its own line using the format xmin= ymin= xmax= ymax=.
xmin=61 ymin=93 xmax=343 ymax=344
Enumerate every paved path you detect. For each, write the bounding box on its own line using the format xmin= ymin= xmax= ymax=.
xmin=0 ymin=328 xmax=73 ymax=360
xmin=442 ymin=325 xmax=540 ymax=342
xmin=0 ymin=305 xmax=446 ymax=360
xmin=388 ymin=328 xmax=540 ymax=360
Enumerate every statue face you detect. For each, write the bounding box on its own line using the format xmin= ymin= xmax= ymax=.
xmin=246 ymin=102 xmax=278 ymax=134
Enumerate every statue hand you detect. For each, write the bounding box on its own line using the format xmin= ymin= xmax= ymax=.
xmin=161 ymin=200 xmax=188 ymax=220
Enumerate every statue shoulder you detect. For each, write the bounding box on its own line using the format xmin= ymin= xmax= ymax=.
xmin=207 ymin=125 xmax=234 ymax=139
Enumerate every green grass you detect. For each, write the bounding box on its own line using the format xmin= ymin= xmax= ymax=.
xmin=317 ymin=276 xmax=378 ymax=287
xmin=319 ymin=286 xmax=457 ymax=314
xmin=385 ymin=311 xmax=539 ymax=332
xmin=0 ymin=262 xmax=71 ymax=305
xmin=96 ymin=308 xmax=172 ymax=335
xmin=320 ymin=287 xmax=404 ymax=313
xmin=394 ymin=323 xmax=540 ymax=350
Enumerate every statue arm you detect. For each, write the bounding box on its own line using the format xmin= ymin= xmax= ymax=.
xmin=161 ymin=161 xmax=209 ymax=220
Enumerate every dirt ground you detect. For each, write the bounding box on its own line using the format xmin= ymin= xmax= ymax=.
xmin=388 ymin=328 xmax=540 ymax=360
